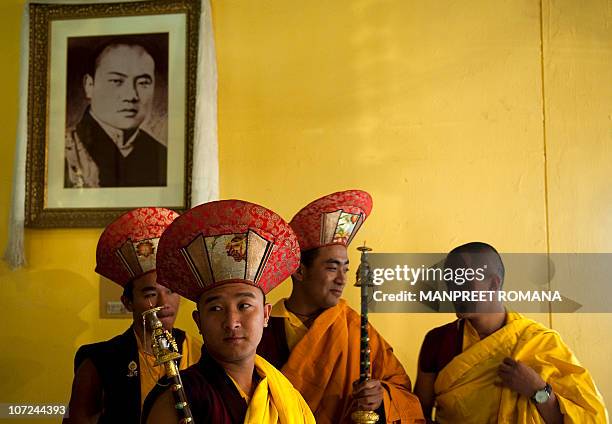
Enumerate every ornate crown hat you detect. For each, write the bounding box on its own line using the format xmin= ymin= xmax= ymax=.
xmin=96 ymin=207 xmax=180 ymax=287
xmin=156 ymin=200 xmax=300 ymax=302
xmin=289 ymin=190 xmax=373 ymax=251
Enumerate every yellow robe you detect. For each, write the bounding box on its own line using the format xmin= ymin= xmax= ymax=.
xmin=243 ymin=355 xmax=316 ymax=424
xmin=434 ymin=312 xmax=609 ymax=423
xmin=276 ymin=299 xmax=424 ymax=424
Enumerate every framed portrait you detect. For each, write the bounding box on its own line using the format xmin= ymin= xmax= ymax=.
xmin=25 ymin=0 xmax=200 ymax=227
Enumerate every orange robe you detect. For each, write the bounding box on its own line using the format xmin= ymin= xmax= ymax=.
xmin=263 ymin=299 xmax=424 ymax=424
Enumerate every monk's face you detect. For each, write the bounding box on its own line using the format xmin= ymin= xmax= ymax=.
xmin=121 ymin=271 xmax=180 ymax=331
xmin=193 ymin=283 xmax=271 ymax=364
xmin=446 ymin=252 xmax=502 ymax=317
xmin=298 ymin=244 xmax=349 ymax=309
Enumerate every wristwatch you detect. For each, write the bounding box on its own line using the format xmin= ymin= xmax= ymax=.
xmin=531 ymin=383 xmax=552 ymax=404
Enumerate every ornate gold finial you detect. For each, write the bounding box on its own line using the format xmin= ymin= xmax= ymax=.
xmin=355 ymin=243 xmax=372 ymax=287
xmin=142 ymin=306 xmax=182 ymax=367
xmin=351 ymin=409 xmax=380 ymax=423
xmin=357 ymin=241 xmax=372 ymax=253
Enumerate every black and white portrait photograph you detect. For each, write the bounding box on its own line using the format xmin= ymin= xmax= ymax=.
xmin=64 ymin=33 xmax=169 ymax=188
xmin=24 ymin=0 xmax=201 ymax=227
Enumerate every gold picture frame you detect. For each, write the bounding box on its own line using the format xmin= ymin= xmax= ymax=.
xmin=25 ymin=0 xmax=200 ymax=227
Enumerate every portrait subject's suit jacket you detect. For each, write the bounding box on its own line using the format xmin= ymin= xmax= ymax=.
xmin=65 ymin=108 xmax=167 ymax=188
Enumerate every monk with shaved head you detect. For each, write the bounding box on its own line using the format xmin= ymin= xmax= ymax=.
xmin=414 ymin=242 xmax=607 ymax=423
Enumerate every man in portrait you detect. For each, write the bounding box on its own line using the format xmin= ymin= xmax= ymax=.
xmin=64 ymin=35 xmax=168 ymax=188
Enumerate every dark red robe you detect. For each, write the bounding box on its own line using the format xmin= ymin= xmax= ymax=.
xmin=142 ymin=350 xmax=248 ymax=424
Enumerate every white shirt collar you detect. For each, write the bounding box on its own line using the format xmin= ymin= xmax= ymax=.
xmin=89 ymin=109 xmax=139 ymax=158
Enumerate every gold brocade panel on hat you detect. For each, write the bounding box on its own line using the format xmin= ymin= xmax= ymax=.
xmin=320 ymin=210 xmax=365 ymax=246
xmin=116 ymin=237 xmax=160 ymax=277
xmin=180 ymin=230 xmax=274 ymax=288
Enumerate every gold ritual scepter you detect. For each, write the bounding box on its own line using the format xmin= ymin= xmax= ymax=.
xmin=351 ymin=244 xmax=380 ymax=424
xmin=142 ymin=306 xmax=194 ymax=424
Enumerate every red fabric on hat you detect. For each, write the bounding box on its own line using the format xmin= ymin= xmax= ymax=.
xmin=289 ymin=190 xmax=373 ymax=251
xmin=95 ymin=207 xmax=180 ymax=287
xmin=156 ymin=200 xmax=300 ymax=302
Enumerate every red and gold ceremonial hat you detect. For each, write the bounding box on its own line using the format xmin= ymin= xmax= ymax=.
xmin=156 ymin=200 xmax=300 ymax=302
xmin=96 ymin=207 xmax=180 ymax=287
xmin=289 ymin=190 xmax=373 ymax=251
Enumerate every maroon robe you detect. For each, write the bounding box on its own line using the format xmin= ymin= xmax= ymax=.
xmin=418 ymin=319 xmax=465 ymax=374
xmin=142 ymin=350 xmax=248 ymax=424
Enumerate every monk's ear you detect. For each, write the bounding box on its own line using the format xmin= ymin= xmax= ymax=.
xmin=263 ymin=303 xmax=272 ymax=322
xmin=121 ymin=295 xmax=133 ymax=312
xmin=192 ymin=309 xmax=202 ymax=334
xmin=293 ymin=263 xmax=306 ymax=283
xmin=490 ymin=274 xmax=502 ymax=291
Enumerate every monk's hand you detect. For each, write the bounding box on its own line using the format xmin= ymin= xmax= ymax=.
xmin=497 ymin=357 xmax=545 ymax=398
xmin=351 ymin=379 xmax=384 ymax=411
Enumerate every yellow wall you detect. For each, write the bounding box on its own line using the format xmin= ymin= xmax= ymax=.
xmin=542 ymin=0 xmax=612 ymax=408
xmin=0 ymin=0 xmax=609 ymax=420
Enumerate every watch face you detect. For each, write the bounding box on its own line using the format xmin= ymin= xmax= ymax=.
xmin=535 ymin=390 xmax=550 ymax=403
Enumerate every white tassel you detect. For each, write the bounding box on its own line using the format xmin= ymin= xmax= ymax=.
xmin=3 ymin=4 xmax=30 ymax=269
xmin=4 ymin=223 xmax=26 ymax=270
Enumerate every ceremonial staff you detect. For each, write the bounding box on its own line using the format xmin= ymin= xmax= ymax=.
xmin=142 ymin=306 xmax=194 ymax=424
xmin=351 ymin=244 xmax=380 ymax=424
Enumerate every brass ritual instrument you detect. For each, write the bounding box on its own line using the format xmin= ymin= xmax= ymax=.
xmin=142 ymin=307 xmax=193 ymax=424
xmin=351 ymin=245 xmax=380 ymax=424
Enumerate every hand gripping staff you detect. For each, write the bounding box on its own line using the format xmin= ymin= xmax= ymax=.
xmin=142 ymin=306 xmax=194 ymax=424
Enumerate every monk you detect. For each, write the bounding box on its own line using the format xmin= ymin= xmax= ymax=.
xmin=414 ymin=242 xmax=608 ymax=423
xmin=65 ymin=207 xmax=201 ymax=424
xmin=257 ymin=190 xmax=425 ymax=423
xmin=143 ymin=200 xmax=315 ymax=424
